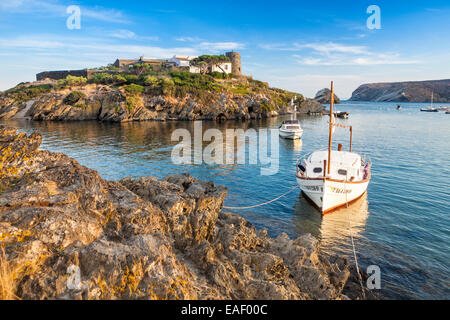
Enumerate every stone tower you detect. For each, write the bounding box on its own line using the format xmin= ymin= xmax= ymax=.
xmin=226 ymin=51 xmax=242 ymax=76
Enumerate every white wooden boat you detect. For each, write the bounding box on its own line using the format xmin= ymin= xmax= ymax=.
xmin=296 ymin=81 xmax=371 ymax=214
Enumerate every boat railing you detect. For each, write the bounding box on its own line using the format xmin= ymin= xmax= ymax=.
xmin=297 ymin=151 xmax=372 ymax=180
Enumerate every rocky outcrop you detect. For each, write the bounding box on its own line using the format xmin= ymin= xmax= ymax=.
xmin=314 ymin=88 xmax=341 ymax=104
xmin=0 ymin=84 xmax=319 ymax=122
xmin=0 ymin=126 xmax=370 ymax=300
xmin=0 ymin=97 xmax=24 ymax=120
xmin=350 ymin=79 xmax=450 ymax=102
xmin=299 ymin=98 xmax=326 ymax=113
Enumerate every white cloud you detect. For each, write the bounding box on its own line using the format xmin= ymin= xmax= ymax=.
xmin=294 ymin=51 xmax=418 ymax=66
xmin=0 ymin=0 xmax=25 ymax=10
xmin=109 ymin=30 xmax=159 ymax=41
xmin=0 ymin=35 xmax=197 ymax=58
xmin=199 ymin=42 xmax=244 ymax=51
xmin=0 ymin=0 xmax=129 ymax=24
xmin=260 ymin=41 xmax=418 ymax=66
xmin=299 ymin=42 xmax=368 ymax=55
xmin=110 ymin=30 xmax=136 ymax=39
xmin=175 ymin=36 xmax=203 ymax=42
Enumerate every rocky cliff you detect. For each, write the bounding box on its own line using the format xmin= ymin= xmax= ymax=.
xmin=0 ymin=126 xmax=369 ymax=300
xmin=0 ymin=78 xmax=323 ymax=122
xmin=350 ymin=79 xmax=450 ymax=102
xmin=314 ymin=88 xmax=340 ymax=104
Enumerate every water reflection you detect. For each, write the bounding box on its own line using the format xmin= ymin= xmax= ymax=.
xmin=293 ymin=193 xmax=369 ymax=256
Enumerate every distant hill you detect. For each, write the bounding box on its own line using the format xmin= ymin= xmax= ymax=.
xmin=350 ymin=79 xmax=450 ymax=102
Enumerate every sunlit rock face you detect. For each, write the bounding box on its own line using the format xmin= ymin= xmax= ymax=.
xmin=0 ymin=126 xmax=371 ymax=300
xmin=314 ymin=88 xmax=341 ymax=104
xmin=350 ymin=79 xmax=450 ymax=102
xmin=0 ymin=79 xmax=331 ymax=122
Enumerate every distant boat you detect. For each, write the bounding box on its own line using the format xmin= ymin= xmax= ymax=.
xmin=296 ymin=81 xmax=371 ymax=214
xmin=325 ymin=110 xmax=349 ymax=119
xmin=279 ymin=99 xmax=303 ymax=139
xmin=421 ymin=92 xmax=439 ymax=112
xmin=420 ymin=108 xmax=439 ymax=112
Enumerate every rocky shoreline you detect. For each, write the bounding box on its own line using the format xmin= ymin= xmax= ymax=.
xmin=0 ymin=126 xmax=372 ymax=300
xmin=0 ymin=83 xmax=325 ymax=123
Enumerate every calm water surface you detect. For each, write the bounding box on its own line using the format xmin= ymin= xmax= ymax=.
xmin=3 ymin=101 xmax=450 ymax=299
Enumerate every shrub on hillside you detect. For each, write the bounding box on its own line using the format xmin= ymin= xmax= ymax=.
xmin=3 ymin=84 xmax=53 ymax=102
xmin=63 ymin=91 xmax=86 ymax=105
xmin=168 ymin=71 xmax=220 ymax=91
xmin=124 ymin=84 xmax=144 ymax=96
xmin=208 ymin=72 xmax=234 ymax=79
xmin=57 ymin=75 xmax=87 ymax=87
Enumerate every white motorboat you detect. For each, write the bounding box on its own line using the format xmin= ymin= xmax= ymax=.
xmin=279 ymin=100 xmax=303 ymax=139
xmin=279 ymin=119 xmax=303 ymax=139
xmin=296 ymin=81 xmax=371 ymax=214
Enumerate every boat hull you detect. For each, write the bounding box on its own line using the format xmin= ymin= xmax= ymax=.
xmin=279 ymin=129 xmax=303 ymax=139
xmin=296 ymin=176 xmax=369 ymax=214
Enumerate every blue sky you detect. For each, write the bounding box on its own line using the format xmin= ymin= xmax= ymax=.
xmin=1 ymin=0 xmax=449 ymax=98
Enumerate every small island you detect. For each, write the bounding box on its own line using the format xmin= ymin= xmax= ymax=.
xmin=0 ymin=52 xmax=325 ymax=122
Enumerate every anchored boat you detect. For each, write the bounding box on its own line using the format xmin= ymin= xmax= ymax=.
xmin=296 ymin=81 xmax=371 ymax=214
xmin=279 ymin=119 xmax=303 ymax=139
xmin=279 ymin=100 xmax=303 ymax=139
xmin=420 ymin=92 xmax=439 ymax=112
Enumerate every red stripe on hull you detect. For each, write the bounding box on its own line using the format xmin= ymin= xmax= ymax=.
xmin=301 ymin=190 xmax=367 ymax=215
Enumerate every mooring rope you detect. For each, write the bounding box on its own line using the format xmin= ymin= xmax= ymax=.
xmin=223 ymin=186 xmax=299 ymax=210
xmin=344 ymin=178 xmax=366 ymax=299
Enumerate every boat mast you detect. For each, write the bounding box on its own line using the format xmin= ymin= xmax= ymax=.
xmin=327 ymin=81 xmax=334 ymax=175
xmin=431 ymin=91 xmax=434 ymax=108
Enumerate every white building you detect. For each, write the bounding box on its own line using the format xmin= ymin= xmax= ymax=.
xmin=170 ymin=54 xmax=232 ymax=74
xmin=169 ymin=55 xmax=197 ymax=67
xmin=210 ymin=62 xmax=232 ymax=74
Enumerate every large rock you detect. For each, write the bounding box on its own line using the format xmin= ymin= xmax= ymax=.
xmin=298 ymin=98 xmax=326 ymax=114
xmin=0 ymin=126 xmax=370 ymax=300
xmin=314 ymin=88 xmax=341 ymax=104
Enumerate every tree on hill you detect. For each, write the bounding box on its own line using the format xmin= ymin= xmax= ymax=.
xmin=130 ymin=63 xmax=151 ymax=76
xmin=190 ymin=55 xmax=231 ymax=74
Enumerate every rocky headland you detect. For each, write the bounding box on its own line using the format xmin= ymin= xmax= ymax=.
xmin=350 ymin=79 xmax=450 ymax=102
xmin=314 ymin=88 xmax=341 ymax=104
xmin=0 ymin=126 xmax=370 ymax=300
xmin=0 ymin=73 xmax=325 ymax=122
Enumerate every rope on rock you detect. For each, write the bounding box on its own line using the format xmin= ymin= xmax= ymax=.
xmin=223 ymin=186 xmax=299 ymax=210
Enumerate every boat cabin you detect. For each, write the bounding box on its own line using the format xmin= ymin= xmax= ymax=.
xmin=298 ymin=150 xmax=365 ymax=181
xmin=280 ymin=119 xmax=301 ymax=130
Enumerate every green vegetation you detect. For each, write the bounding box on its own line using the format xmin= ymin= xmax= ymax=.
xmin=1 ymin=64 xmax=303 ymax=111
xmin=123 ymin=84 xmax=144 ymax=113
xmin=57 ymin=75 xmax=87 ymax=87
xmin=124 ymin=84 xmax=144 ymax=95
xmin=88 ymin=73 xmax=127 ymax=85
xmin=125 ymin=96 xmax=140 ymax=113
xmin=1 ymin=84 xmax=53 ymax=103
xmin=63 ymin=91 xmax=86 ymax=105
xmin=169 ymin=71 xmax=221 ymax=91
xmin=208 ymin=71 xmax=234 ymax=79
